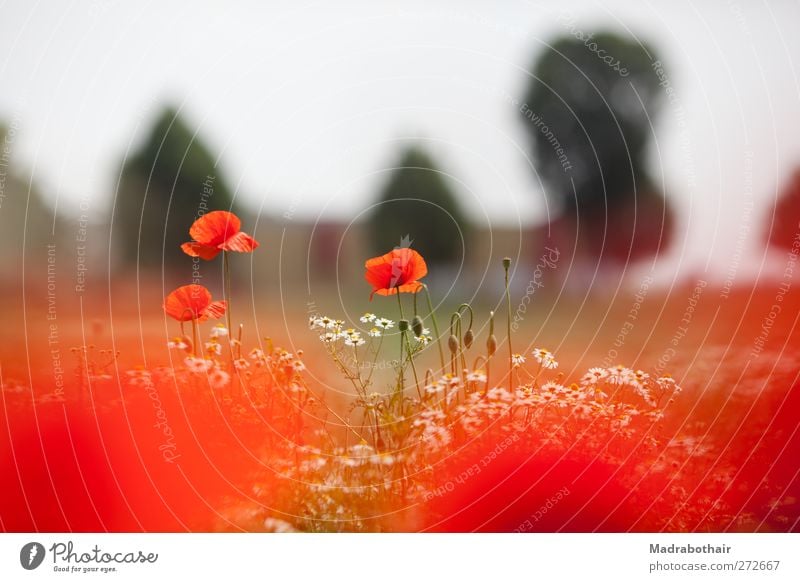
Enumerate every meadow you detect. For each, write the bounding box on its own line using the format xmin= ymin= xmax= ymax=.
xmin=1 ymin=212 xmax=798 ymax=533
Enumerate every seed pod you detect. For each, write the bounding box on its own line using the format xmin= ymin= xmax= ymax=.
xmin=411 ymin=315 xmax=424 ymax=337
xmin=487 ymin=334 xmax=497 ymax=356
xmin=398 ymin=319 xmax=409 ymax=332
xmin=502 ymin=257 xmax=512 ymax=269
xmin=463 ymin=329 xmax=474 ymax=349
xmin=448 ymin=334 xmax=459 ymax=354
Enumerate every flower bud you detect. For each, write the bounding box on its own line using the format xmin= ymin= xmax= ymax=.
xmin=502 ymin=257 xmax=511 ymax=269
xmin=411 ymin=315 xmax=424 ymax=337
xmin=398 ymin=319 xmax=409 ymax=332
xmin=487 ymin=334 xmax=497 ymax=356
xmin=448 ymin=334 xmax=459 ymax=354
xmin=463 ymin=329 xmax=474 ymax=349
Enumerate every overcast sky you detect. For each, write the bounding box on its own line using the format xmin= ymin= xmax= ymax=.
xmin=2 ymin=0 xmax=799 ymax=275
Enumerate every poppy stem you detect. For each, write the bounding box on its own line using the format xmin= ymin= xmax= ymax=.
xmin=223 ymin=251 xmax=233 ymax=334
xmin=396 ymin=292 xmax=404 ymax=392
xmin=503 ymin=258 xmax=513 ymax=392
xmin=421 ymin=284 xmax=445 ymax=373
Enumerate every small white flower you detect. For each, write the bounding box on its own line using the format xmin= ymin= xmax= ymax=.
xmin=167 ymin=337 xmax=189 ymax=350
xmin=249 ymin=348 xmax=265 ymax=360
xmin=582 ymin=367 xmax=608 ymax=385
xmin=466 ymin=370 xmax=487 ymax=384
xmin=233 ymin=358 xmax=250 ymax=370
xmin=532 ymin=347 xmax=558 ymax=369
xmin=210 ymin=324 xmax=228 ymax=338
xmin=344 ymin=334 xmax=365 ymax=347
xmin=292 ymin=360 xmax=306 ymax=372
xmin=368 ymin=328 xmax=382 ymax=338
xmin=205 ymin=341 xmax=222 ymax=356
xmin=208 ymin=368 xmax=230 ymax=390
xmin=184 ymin=357 xmax=213 ymax=373
xmin=320 ymin=332 xmax=340 ymax=343
xmin=511 ymin=353 xmax=526 ymax=367
xmin=360 ymin=313 xmax=377 ymax=323
xmin=375 ymin=317 xmax=395 ymax=330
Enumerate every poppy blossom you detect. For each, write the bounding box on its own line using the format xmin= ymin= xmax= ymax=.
xmin=364 ymin=247 xmax=427 ymax=300
xmin=181 ymin=211 xmax=259 ymax=260
xmin=163 ymin=284 xmax=227 ymax=322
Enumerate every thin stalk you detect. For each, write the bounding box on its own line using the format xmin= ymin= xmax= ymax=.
xmin=503 ymin=258 xmax=513 ymax=391
xmin=422 ymin=284 xmax=445 ymax=371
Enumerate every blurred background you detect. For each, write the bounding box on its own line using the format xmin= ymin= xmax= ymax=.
xmin=2 ymin=0 xmax=800 ymax=534
xmin=1 ymin=0 xmax=800 ymax=370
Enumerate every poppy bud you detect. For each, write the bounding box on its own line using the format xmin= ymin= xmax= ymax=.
xmin=487 ymin=334 xmax=497 ymax=356
xmin=448 ymin=334 xmax=459 ymax=354
xmin=398 ymin=319 xmax=409 ymax=332
xmin=463 ymin=329 xmax=474 ymax=349
xmin=502 ymin=257 xmax=511 ymax=269
xmin=412 ymin=315 xmax=424 ymax=337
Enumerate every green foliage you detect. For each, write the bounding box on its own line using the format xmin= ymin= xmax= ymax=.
xmin=114 ymin=106 xmax=237 ymax=267
xmin=521 ymin=32 xmax=664 ymax=216
xmin=369 ymin=146 xmax=468 ymax=265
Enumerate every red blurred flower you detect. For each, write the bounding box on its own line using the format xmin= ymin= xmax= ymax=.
xmin=163 ymin=284 xmax=227 ymax=322
xmin=181 ymin=211 xmax=259 ymax=260
xmin=364 ymin=248 xmax=427 ymax=300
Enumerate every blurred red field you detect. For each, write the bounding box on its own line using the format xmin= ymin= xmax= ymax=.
xmin=1 ymin=279 xmax=799 ymax=532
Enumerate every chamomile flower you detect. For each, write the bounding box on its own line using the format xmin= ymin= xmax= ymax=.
xmin=375 ymin=317 xmax=395 ymax=330
xmin=291 ymin=360 xmax=306 ymax=372
xmin=360 ymin=313 xmax=377 ymax=323
xmin=414 ymin=328 xmax=432 ymax=344
xmin=210 ymin=324 xmax=229 ymax=338
xmin=466 ymin=370 xmax=487 ymax=384
xmin=582 ymin=367 xmax=609 ymax=385
xmin=368 ymin=328 xmax=382 ymax=338
xmin=320 ymin=332 xmax=340 ymax=343
xmin=344 ymin=333 xmax=366 ymax=347
xmin=511 ymin=353 xmax=526 ymax=367
xmin=184 ymin=357 xmax=213 ymax=373
xmin=167 ymin=337 xmax=189 ymax=350
xmin=532 ymin=347 xmax=558 ymax=369
xmin=205 ymin=341 xmax=222 ymax=356
xmin=208 ymin=368 xmax=230 ymax=390
xmin=233 ymin=358 xmax=250 ymax=370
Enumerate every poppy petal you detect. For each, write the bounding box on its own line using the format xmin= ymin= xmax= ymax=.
xmin=189 ymin=211 xmax=241 ymax=247
xmin=220 ymin=231 xmax=259 ymax=253
xmin=202 ymin=300 xmax=227 ymax=320
xmin=163 ymin=284 xmax=212 ymax=322
xmin=181 ymin=242 xmax=222 ymax=261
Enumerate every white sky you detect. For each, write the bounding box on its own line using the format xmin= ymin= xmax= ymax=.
xmin=2 ymin=0 xmax=800 ymax=275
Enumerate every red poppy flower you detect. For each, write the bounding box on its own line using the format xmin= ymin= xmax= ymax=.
xmin=364 ymin=247 xmax=428 ymax=300
xmin=163 ymin=284 xmax=227 ymax=322
xmin=181 ymin=211 xmax=259 ymax=260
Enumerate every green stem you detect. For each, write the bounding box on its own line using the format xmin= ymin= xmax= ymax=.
xmin=422 ymin=284 xmax=445 ymax=372
xmin=396 ymin=292 xmax=404 ymax=393
xmin=504 ymin=259 xmax=513 ymax=392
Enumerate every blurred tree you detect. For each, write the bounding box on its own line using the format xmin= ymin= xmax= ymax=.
xmin=767 ymin=169 xmax=800 ymax=251
xmin=369 ymin=146 xmax=468 ymax=265
xmin=521 ymin=31 xmax=673 ymax=262
xmin=113 ymin=106 xmax=238 ymax=268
